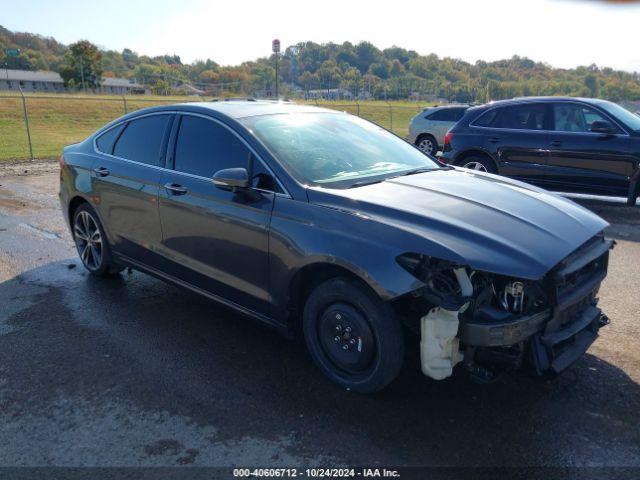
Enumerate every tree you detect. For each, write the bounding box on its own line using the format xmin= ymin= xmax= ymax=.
xmin=354 ymin=41 xmax=382 ymax=74
xmin=342 ymin=67 xmax=362 ymax=96
xmin=298 ymin=71 xmax=319 ymax=95
xmin=318 ymin=60 xmax=341 ymax=93
xmin=389 ymin=59 xmax=405 ymax=77
xmin=60 ymin=40 xmax=103 ymax=91
xmin=584 ymin=74 xmax=599 ymax=97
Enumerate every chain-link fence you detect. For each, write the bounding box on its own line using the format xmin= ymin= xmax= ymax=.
xmin=307 ymin=100 xmax=428 ymax=139
xmin=0 ymin=92 xmax=429 ymax=162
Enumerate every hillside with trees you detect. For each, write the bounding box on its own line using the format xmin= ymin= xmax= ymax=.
xmin=2 ymin=25 xmax=640 ymax=102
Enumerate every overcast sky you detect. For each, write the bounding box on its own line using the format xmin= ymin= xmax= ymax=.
xmin=4 ymin=0 xmax=640 ymax=72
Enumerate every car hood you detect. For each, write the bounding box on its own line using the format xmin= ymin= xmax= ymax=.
xmin=307 ymin=168 xmax=609 ymax=280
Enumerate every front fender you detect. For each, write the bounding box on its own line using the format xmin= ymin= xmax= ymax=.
xmin=268 ymin=196 xmax=466 ymax=313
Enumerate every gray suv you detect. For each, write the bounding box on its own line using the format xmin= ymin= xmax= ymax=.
xmin=408 ymin=105 xmax=469 ymax=155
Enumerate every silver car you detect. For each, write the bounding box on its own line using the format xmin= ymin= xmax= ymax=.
xmin=408 ymin=105 xmax=469 ymax=155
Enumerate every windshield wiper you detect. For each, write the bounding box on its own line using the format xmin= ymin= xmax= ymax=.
xmin=348 ymin=178 xmax=385 ymax=188
xmin=395 ymin=165 xmax=453 ymax=178
xmin=400 ymin=167 xmax=434 ymax=176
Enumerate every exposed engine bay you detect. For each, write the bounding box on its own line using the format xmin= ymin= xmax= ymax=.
xmin=396 ymin=235 xmax=614 ymax=381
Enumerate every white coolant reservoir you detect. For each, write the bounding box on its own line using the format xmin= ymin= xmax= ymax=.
xmin=419 ymin=267 xmax=471 ymax=380
xmin=420 ymin=307 xmax=464 ymax=380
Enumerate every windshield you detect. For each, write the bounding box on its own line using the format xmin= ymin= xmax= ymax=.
xmin=242 ymin=113 xmax=440 ymax=188
xmin=598 ymin=101 xmax=640 ymax=132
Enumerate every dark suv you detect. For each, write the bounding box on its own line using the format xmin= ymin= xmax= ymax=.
xmin=440 ymin=97 xmax=640 ymax=205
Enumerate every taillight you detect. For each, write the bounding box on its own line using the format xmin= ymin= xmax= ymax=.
xmin=444 ymin=132 xmax=454 ymax=147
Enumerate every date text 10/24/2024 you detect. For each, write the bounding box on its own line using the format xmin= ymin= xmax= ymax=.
xmin=233 ymin=468 xmax=401 ymax=478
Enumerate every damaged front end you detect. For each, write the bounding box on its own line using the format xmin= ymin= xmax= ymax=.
xmin=396 ymin=234 xmax=614 ymax=382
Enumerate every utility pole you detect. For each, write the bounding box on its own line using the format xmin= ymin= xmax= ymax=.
xmin=272 ymin=39 xmax=280 ymax=99
xmin=79 ymin=58 xmax=86 ymax=94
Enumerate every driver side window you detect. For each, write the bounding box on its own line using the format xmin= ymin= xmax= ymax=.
xmin=173 ymin=115 xmax=279 ymax=192
xmin=552 ymin=104 xmax=619 ymax=133
xmin=174 ymin=115 xmax=250 ymax=178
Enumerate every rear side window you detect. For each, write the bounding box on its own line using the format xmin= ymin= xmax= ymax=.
xmin=472 ymin=109 xmax=499 ymax=127
xmin=95 ymin=124 xmax=125 ymax=154
xmin=174 ymin=115 xmax=251 ymax=178
xmin=451 ymin=108 xmax=467 ymax=121
xmin=493 ymin=104 xmax=547 ymax=130
xmin=427 ymin=108 xmax=466 ymax=121
xmin=113 ymin=115 xmax=171 ymax=166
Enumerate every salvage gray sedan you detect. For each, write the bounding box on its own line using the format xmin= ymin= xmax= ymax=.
xmin=59 ymin=101 xmax=612 ymax=392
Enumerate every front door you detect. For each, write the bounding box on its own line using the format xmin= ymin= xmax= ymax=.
xmin=545 ymin=102 xmax=632 ymax=195
xmin=158 ymin=114 xmax=275 ymax=316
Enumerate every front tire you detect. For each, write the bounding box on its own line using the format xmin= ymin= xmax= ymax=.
xmin=303 ymin=277 xmax=404 ymax=393
xmin=459 ymin=155 xmax=497 ymax=173
xmin=72 ymin=204 xmax=123 ymax=277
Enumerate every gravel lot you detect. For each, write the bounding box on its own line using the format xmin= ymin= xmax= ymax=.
xmin=0 ymin=162 xmax=639 ymax=470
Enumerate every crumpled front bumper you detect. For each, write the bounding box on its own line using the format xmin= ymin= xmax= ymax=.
xmin=530 ymin=305 xmax=609 ymax=375
xmin=459 ymin=236 xmax=613 ymax=376
xmin=459 ymin=302 xmax=608 ymax=375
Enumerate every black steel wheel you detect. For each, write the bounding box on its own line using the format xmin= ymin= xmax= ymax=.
xmin=303 ymin=277 xmax=404 ymax=393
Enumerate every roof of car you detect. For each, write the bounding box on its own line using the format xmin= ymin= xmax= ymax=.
xmin=486 ymin=96 xmax=607 ymax=106
xmin=172 ymin=100 xmax=340 ymax=119
xmin=426 ymin=104 xmax=471 ymax=109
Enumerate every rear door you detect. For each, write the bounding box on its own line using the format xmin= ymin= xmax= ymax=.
xmin=92 ymin=113 xmax=173 ymax=265
xmin=158 ymin=114 xmax=277 ymax=316
xmin=481 ymin=103 xmax=550 ymax=183
xmin=545 ymin=102 xmax=632 ymax=195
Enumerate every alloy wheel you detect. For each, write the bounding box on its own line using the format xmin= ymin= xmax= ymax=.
xmin=462 ymin=161 xmax=488 ymax=172
xmin=74 ymin=210 xmax=103 ymax=271
xmin=417 ymin=137 xmax=435 ymax=155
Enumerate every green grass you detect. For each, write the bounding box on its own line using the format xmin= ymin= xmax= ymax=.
xmin=0 ymin=94 xmax=430 ymax=161
xmin=308 ymin=100 xmax=432 ymax=138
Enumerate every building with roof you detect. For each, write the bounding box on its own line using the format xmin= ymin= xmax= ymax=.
xmin=0 ymin=69 xmax=148 ymax=94
xmin=99 ymin=77 xmax=147 ymax=95
xmin=0 ymin=69 xmax=65 ymax=93
xmin=172 ymin=83 xmax=204 ymax=96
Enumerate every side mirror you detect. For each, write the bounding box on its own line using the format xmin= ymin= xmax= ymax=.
xmin=590 ymin=120 xmax=615 ymax=135
xmin=212 ymin=167 xmax=249 ymax=190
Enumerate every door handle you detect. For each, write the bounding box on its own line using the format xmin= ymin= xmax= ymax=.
xmin=550 ymin=140 xmax=563 ymax=147
xmin=94 ymin=167 xmax=110 ymax=177
xmin=164 ymin=183 xmax=188 ymax=195
xmin=488 ymin=137 xmax=501 ymax=143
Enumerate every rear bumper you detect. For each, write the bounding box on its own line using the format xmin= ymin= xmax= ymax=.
xmin=439 ymin=154 xmax=454 ymax=164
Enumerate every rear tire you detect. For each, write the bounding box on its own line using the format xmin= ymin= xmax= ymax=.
xmin=72 ymin=203 xmax=123 ymax=277
xmin=416 ymin=134 xmax=438 ymax=155
xmin=459 ymin=155 xmax=497 ymax=174
xmin=303 ymin=277 xmax=404 ymax=393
